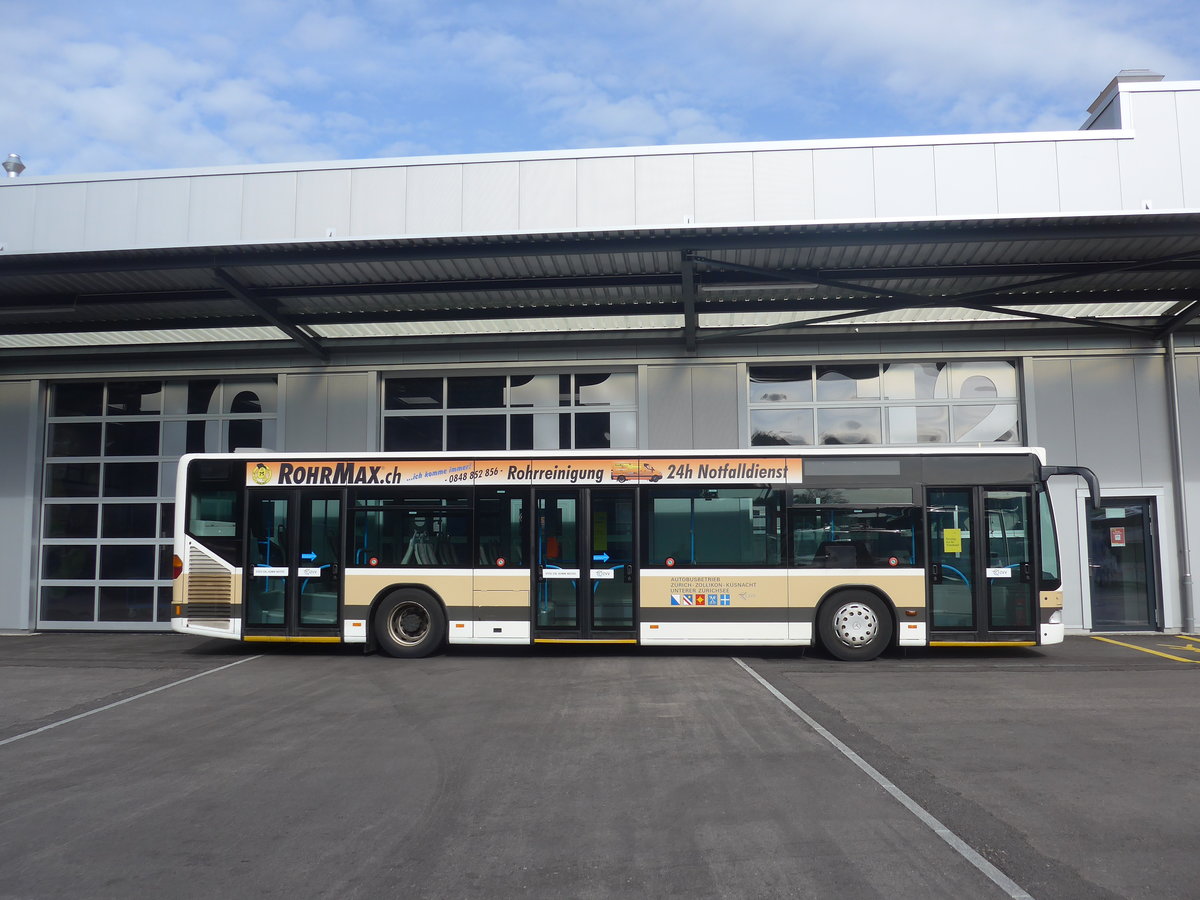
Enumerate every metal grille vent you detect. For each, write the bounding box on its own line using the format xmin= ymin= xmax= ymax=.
xmin=186 ymin=545 xmax=234 ymax=622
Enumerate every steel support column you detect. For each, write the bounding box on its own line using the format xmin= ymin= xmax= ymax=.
xmin=681 ymin=252 xmax=697 ymax=353
xmin=1164 ymin=334 xmax=1196 ymax=631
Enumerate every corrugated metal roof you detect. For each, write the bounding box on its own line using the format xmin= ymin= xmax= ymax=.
xmin=2 ymin=212 xmax=1199 ymax=358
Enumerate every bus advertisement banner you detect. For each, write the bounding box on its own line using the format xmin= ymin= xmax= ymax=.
xmin=244 ymin=457 xmax=803 ymax=488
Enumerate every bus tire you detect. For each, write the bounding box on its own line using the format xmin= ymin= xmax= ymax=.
xmin=817 ymin=591 xmax=893 ymax=661
xmin=373 ymin=590 xmax=446 ymax=659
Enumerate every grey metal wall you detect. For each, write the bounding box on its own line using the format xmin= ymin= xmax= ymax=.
xmin=0 ymin=381 xmax=39 ymax=630
xmin=280 ymin=373 xmax=376 ymax=451
xmin=645 ymin=364 xmax=740 ymax=449
xmin=1028 ymin=351 xmax=1200 ymax=629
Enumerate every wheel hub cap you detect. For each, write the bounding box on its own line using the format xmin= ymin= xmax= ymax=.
xmin=832 ymin=602 xmax=878 ymax=646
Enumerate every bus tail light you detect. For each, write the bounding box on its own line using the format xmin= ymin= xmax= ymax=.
xmin=172 ymin=554 xmax=183 ymax=579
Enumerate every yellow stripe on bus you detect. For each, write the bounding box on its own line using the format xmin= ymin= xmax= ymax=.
xmin=1090 ymin=635 xmax=1200 ymax=664
xmin=243 ymin=636 xmax=342 ymax=644
xmin=533 ymin=638 xmax=638 ymax=644
xmin=928 ymin=641 xmax=1037 ymax=647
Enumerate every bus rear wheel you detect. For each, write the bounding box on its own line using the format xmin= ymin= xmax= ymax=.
xmin=817 ymin=591 xmax=892 ymax=661
xmin=374 ymin=590 xmax=446 ymax=658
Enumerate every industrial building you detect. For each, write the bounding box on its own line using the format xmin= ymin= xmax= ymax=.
xmin=1 ymin=70 xmax=1197 ymax=635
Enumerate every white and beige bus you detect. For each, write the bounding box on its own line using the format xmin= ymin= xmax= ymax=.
xmin=172 ymin=448 xmax=1097 ymax=661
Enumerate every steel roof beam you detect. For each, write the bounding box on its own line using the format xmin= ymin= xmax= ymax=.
xmin=213 ymin=268 xmax=329 ymax=362
xmin=5 ymin=216 xmax=1200 ymax=277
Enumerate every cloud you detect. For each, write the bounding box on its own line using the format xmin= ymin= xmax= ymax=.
xmin=1 ymin=0 xmax=1197 ymax=177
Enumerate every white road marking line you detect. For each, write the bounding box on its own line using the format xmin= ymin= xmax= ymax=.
xmin=733 ymin=657 xmax=1035 ymax=900
xmin=0 ymin=655 xmax=262 ymax=748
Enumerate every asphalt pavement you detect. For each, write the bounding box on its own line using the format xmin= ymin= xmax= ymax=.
xmin=1 ymin=633 xmax=1197 ymax=899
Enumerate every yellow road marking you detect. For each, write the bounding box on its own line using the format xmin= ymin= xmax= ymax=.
xmin=1090 ymin=635 xmax=1200 ymax=664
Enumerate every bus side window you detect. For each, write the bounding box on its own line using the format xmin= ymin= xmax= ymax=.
xmin=790 ymin=507 xmax=922 ymax=568
xmin=476 ymin=489 xmax=528 ymax=567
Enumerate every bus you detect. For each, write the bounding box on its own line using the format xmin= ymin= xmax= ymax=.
xmin=171 ymin=448 xmax=1098 ymax=661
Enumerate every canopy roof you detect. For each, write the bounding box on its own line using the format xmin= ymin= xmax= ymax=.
xmin=3 ymin=210 xmax=1200 ymax=363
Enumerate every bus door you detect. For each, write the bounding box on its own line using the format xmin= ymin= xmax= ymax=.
xmin=927 ymin=486 xmax=1037 ymax=643
xmin=244 ymin=490 xmax=344 ymax=638
xmin=533 ymin=488 xmax=637 ymax=641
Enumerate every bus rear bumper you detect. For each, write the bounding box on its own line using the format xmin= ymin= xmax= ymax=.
xmin=1040 ymin=621 xmax=1065 ymax=645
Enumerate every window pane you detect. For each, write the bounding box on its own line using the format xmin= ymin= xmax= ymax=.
xmin=105 ymin=421 xmax=160 ymax=456
xmin=224 ymin=380 xmax=277 ymax=414
xmin=157 ymin=587 xmax=173 ymax=622
xmin=103 ymin=462 xmax=159 ymax=497
xmin=792 ymin=488 xmax=914 ymax=505
xmin=186 ymin=420 xmax=215 ymax=453
xmin=750 ymin=408 xmax=813 ymax=446
xmin=160 ymin=503 xmax=175 ymax=538
xmin=575 ymin=412 xmax=613 ymax=449
xmin=475 ymin=490 xmax=527 ymax=567
xmin=448 ymin=376 xmax=504 ymax=409
xmin=385 ymin=377 xmax=444 ymax=410
xmin=99 ymin=587 xmax=154 ymax=622
xmin=647 ymin=488 xmax=783 ymax=566
xmin=608 ymin=411 xmax=637 ymax=449
xmin=100 ymin=545 xmax=157 ymax=579
xmin=749 ymin=366 xmax=812 ymax=402
xmin=950 ymin=361 xmax=1017 ymax=400
xmin=815 ymin=365 xmax=880 ymax=401
xmin=186 ymin=379 xmax=220 ymax=414
xmin=887 ymin=406 xmax=949 ymax=444
xmin=508 ymin=375 xmax=558 ymax=407
xmin=102 ymin=504 xmax=158 ymax=538
xmin=883 ymin=362 xmax=947 ymax=400
xmin=47 ymin=464 xmax=100 ymax=497
xmin=572 ymin=411 xmax=636 ymax=449
xmin=42 ymin=545 xmax=97 ymax=579
xmin=352 ymin=509 xmax=471 ymax=567
xmin=51 ymin=383 xmax=103 ymax=417
xmin=446 ymin=415 xmax=505 ymax=450
xmin=227 ymin=418 xmax=263 ymax=452
xmin=576 ymin=373 xmax=635 ymax=406
xmin=41 ymin=586 xmax=95 ymax=621
xmin=107 ymin=381 xmax=162 ymax=416
xmin=1039 ymin=492 xmax=1061 ymax=589
xmin=952 ymin=405 xmax=1020 ymax=443
xmin=817 ymin=408 xmax=882 ymax=445
xmin=384 ymin=416 xmax=442 ymax=451
xmin=45 ymin=504 xmax=98 ymax=538
xmin=791 ymin=507 xmax=921 ymax=568
xmin=510 ymin=413 xmax=561 ymax=450
xmin=47 ymin=422 xmax=100 ymax=458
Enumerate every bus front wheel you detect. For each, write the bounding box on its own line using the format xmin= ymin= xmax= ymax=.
xmin=817 ymin=591 xmax=892 ymax=661
xmin=374 ymin=590 xmax=446 ymax=659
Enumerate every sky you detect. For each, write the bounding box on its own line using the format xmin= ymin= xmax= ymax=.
xmin=3 ymin=0 xmax=1199 ymax=178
